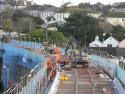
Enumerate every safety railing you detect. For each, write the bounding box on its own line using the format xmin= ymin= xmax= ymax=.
xmin=1 ymin=39 xmax=65 ymax=94
xmin=3 ymin=58 xmax=48 ymax=94
xmin=46 ymin=72 xmax=61 ymax=94
xmin=88 ymin=49 xmax=125 ymax=93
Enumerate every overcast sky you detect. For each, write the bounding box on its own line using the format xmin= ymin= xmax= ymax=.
xmin=32 ymin=0 xmax=125 ymax=7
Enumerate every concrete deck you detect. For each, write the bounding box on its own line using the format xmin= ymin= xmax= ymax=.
xmin=55 ymin=67 xmax=116 ymax=94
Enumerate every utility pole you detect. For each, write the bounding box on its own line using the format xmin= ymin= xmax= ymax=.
xmin=0 ymin=0 xmax=3 ymax=27
xmin=85 ymin=35 xmax=87 ymax=48
xmin=29 ymin=20 xmax=32 ymax=33
xmin=0 ymin=15 xmax=2 ymax=27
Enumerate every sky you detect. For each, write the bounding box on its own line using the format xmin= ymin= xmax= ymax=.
xmin=32 ymin=0 xmax=125 ymax=7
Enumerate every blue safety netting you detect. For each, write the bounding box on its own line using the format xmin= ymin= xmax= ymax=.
xmin=0 ymin=42 xmax=45 ymax=89
xmin=0 ymin=41 xmax=71 ymax=90
xmin=91 ymin=55 xmax=125 ymax=85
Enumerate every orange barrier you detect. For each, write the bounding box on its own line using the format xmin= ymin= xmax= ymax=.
xmin=47 ymin=61 xmax=52 ymax=69
xmin=49 ymin=70 xmax=56 ymax=79
xmin=55 ymin=47 xmax=61 ymax=62
xmin=46 ymin=58 xmax=53 ymax=69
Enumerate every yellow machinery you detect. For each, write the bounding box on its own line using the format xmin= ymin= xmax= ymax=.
xmin=59 ymin=75 xmax=69 ymax=81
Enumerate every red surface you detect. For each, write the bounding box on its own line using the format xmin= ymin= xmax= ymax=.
xmin=56 ymin=67 xmax=116 ymax=94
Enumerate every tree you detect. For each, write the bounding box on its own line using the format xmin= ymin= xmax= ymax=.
xmin=112 ymin=26 xmax=125 ymax=41
xmin=4 ymin=19 xmax=13 ymax=32
xmin=48 ymin=30 xmax=66 ymax=44
xmin=14 ymin=17 xmax=35 ymax=33
xmin=33 ymin=17 xmax=44 ymax=25
xmin=12 ymin=11 xmax=38 ymax=33
xmin=29 ymin=29 xmax=45 ymax=42
xmin=58 ymin=13 xmax=102 ymax=47
xmin=66 ymin=7 xmax=87 ymax=14
xmin=29 ymin=29 xmax=66 ymax=44
xmin=78 ymin=3 xmax=91 ymax=9
xmin=59 ymin=2 xmax=71 ymax=12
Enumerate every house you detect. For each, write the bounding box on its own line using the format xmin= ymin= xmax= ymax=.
xmin=6 ymin=0 xmax=35 ymax=10
xmin=0 ymin=0 xmax=4 ymax=13
xmin=88 ymin=13 xmax=102 ymax=18
xmin=14 ymin=0 xmax=35 ymax=6
xmin=106 ymin=17 xmax=125 ymax=28
xmin=110 ymin=8 xmax=125 ymax=13
xmin=23 ymin=4 xmax=70 ymax=23
xmin=118 ymin=39 xmax=125 ymax=48
xmin=103 ymin=36 xmax=119 ymax=47
xmin=89 ymin=36 xmax=103 ymax=47
xmin=92 ymin=2 xmax=104 ymax=11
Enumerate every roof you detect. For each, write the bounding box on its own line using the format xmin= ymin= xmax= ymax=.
xmin=103 ymin=36 xmax=119 ymax=43
xmin=119 ymin=39 xmax=125 ymax=48
xmin=89 ymin=37 xmax=103 ymax=47
xmin=108 ymin=12 xmax=125 ymax=18
xmin=25 ymin=5 xmax=58 ymax=12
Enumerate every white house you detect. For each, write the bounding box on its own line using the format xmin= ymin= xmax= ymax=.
xmin=40 ymin=12 xmax=70 ymax=22
xmin=110 ymin=8 xmax=125 ymax=13
xmin=103 ymin=36 xmax=119 ymax=47
xmin=89 ymin=36 xmax=103 ymax=47
xmin=118 ymin=39 xmax=125 ymax=48
xmin=54 ymin=13 xmax=70 ymax=21
xmin=106 ymin=17 xmax=125 ymax=28
xmin=0 ymin=0 xmax=4 ymax=13
xmin=26 ymin=10 xmax=70 ymax=22
xmin=88 ymin=13 xmax=102 ymax=18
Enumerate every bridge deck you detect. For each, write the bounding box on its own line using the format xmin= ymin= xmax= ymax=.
xmin=55 ymin=67 xmax=116 ymax=94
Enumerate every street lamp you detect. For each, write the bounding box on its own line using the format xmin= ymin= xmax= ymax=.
xmin=11 ymin=37 xmax=14 ymax=46
xmin=33 ymin=38 xmax=36 ymax=48
xmin=23 ymin=37 xmax=26 ymax=48
xmin=38 ymin=38 xmax=40 ymax=43
xmin=38 ymin=38 xmax=41 ymax=48
xmin=29 ymin=36 xmax=31 ymax=42
xmin=3 ymin=65 xmax=9 ymax=88
xmin=16 ymin=35 xmax=19 ymax=47
xmin=84 ymin=35 xmax=87 ymax=48
xmin=42 ymin=23 xmax=48 ymax=43
xmin=99 ymin=50 xmax=101 ymax=67
xmin=103 ymin=33 xmax=106 ymax=45
xmin=20 ymin=36 xmax=22 ymax=46
xmin=27 ymin=74 xmax=32 ymax=94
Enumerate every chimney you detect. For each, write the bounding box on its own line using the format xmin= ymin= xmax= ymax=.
xmin=31 ymin=0 xmax=34 ymax=5
xmin=24 ymin=0 xmax=27 ymax=6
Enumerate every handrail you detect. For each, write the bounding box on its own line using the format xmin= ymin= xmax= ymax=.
xmin=46 ymin=72 xmax=61 ymax=94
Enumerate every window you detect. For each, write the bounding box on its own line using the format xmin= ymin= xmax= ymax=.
xmin=107 ymin=44 xmax=112 ymax=47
